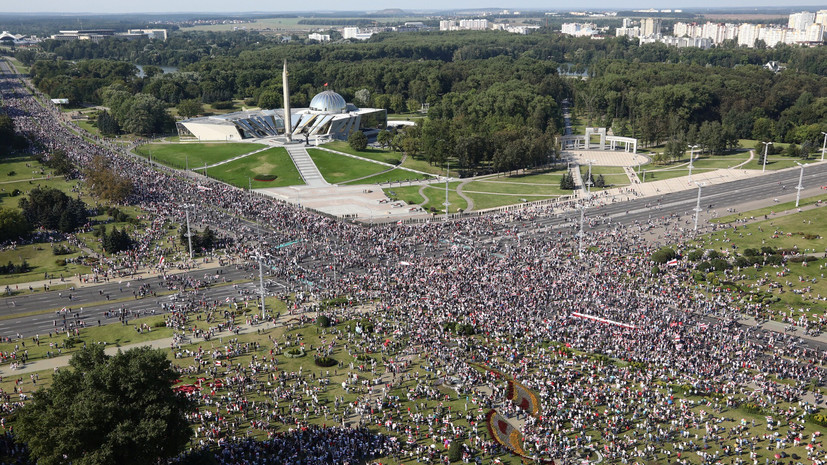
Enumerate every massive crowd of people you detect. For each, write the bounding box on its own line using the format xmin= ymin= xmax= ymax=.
xmin=2 ymin=63 xmax=827 ymax=465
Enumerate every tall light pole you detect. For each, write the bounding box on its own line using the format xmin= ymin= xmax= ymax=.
xmin=578 ymin=205 xmax=585 ymax=257
xmin=761 ymin=142 xmax=773 ymax=173
xmin=693 ymin=182 xmax=705 ymax=233
xmin=184 ymin=205 xmax=193 ymax=260
xmin=821 ymin=132 xmax=827 ymax=162
xmin=795 ymin=162 xmax=807 ymax=208
xmin=258 ymin=255 xmax=266 ymax=319
xmin=444 ymin=160 xmax=450 ymax=221
xmin=687 ymin=145 xmax=699 ymax=183
xmin=585 ymin=159 xmax=596 ymax=198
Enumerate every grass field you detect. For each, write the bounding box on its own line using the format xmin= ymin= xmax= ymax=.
xmin=684 ymin=202 xmax=827 ymax=322
xmin=205 ymin=147 xmax=304 ymax=188
xmin=342 ymin=168 xmax=430 ymax=185
xmin=307 ymin=149 xmax=388 ymax=184
xmin=578 ymin=165 xmax=630 ymax=190
xmin=135 ymin=142 xmax=266 ymax=170
xmin=322 ymin=141 xmax=402 ymax=165
xmin=384 ymin=182 xmax=467 ymax=213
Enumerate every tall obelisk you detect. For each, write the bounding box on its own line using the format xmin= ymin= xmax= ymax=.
xmin=282 ymin=59 xmax=292 ymax=141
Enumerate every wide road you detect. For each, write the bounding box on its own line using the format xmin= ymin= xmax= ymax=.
xmin=2 ymin=162 xmax=826 ymax=339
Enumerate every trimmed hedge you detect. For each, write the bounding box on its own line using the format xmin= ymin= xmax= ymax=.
xmin=315 ymin=356 xmax=337 ymax=367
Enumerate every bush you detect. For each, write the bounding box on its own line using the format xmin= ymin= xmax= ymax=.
xmin=743 ymin=248 xmax=759 ymax=257
xmin=807 ymin=414 xmax=827 ymax=427
xmin=651 ymin=265 xmax=660 ymax=275
xmin=317 ymin=315 xmax=330 ymax=328
xmin=285 ymin=347 xmax=305 ymax=358
xmin=697 ymin=261 xmax=713 ymax=272
xmin=651 ymin=247 xmax=677 ymax=264
xmin=348 ymin=131 xmax=368 ymax=151
xmin=734 ymin=256 xmax=750 ymax=268
xmin=211 ymin=101 xmax=235 ymax=110
xmin=315 ymin=356 xmax=337 ymax=367
xmin=447 ymin=439 xmax=463 ymax=462
xmin=709 ymin=258 xmax=730 ymax=271
xmin=741 ymin=402 xmax=763 ymax=414
xmin=686 ymin=250 xmax=703 ymax=261
xmin=52 ymin=244 xmax=74 ymax=256
xmin=55 ymin=259 xmax=67 ymax=267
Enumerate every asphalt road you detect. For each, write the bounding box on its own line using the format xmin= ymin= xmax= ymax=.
xmin=2 ymin=162 xmax=826 ymax=339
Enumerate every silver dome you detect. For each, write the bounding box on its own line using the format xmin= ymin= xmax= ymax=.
xmin=309 ymin=90 xmax=347 ymax=114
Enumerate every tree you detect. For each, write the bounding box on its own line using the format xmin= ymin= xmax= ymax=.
xmin=0 ymin=208 xmax=31 ymax=242
xmin=96 ymin=110 xmax=120 ymax=136
xmin=19 ymin=187 xmax=88 ymax=233
xmin=559 ymin=172 xmax=576 ymax=190
xmin=348 ymin=130 xmax=368 ymax=151
xmin=85 ymin=155 xmax=133 ymax=203
xmin=0 ymin=115 xmax=15 ymax=147
xmin=16 ymin=345 xmax=193 ymax=465
xmin=101 ymin=226 xmax=133 ymax=254
xmin=376 ymin=129 xmax=392 ymax=150
xmin=177 ymin=99 xmax=203 ymax=118
xmin=354 ymin=88 xmax=370 ymax=107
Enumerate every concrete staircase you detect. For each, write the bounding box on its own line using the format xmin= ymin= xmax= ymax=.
xmin=285 ymin=144 xmax=329 ymax=187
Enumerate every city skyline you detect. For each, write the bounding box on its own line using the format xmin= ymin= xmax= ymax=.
xmin=1 ymin=0 xmax=826 ymax=14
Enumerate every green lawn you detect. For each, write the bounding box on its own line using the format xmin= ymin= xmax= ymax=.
xmin=342 ymin=168 xmax=431 ymax=185
xmin=323 ymin=141 xmax=402 ymax=165
xmin=578 ymin=166 xmax=630 ymax=190
xmin=744 ymin=155 xmax=808 ymax=171
xmin=0 ymin=155 xmax=61 ymax=183
xmin=307 ymin=149 xmax=388 ymax=184
xmin=685 ymin=204 xmax=827 ymax=322
xmin=384 ymin=182 xmax=467 ymax=213
xmin=135 ymin=142 xmax=266 ymax=170
xmin=205 ymin=147 xmax=304 ymax=188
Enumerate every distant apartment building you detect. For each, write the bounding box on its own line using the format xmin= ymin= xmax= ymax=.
xmin=308 ymin=33 xmax=331 ymax=42
xmin=561 ymin=22 xmax=598 ymax=37
xmin=440 ymin=19 xmax=488 ymax=31
xmin=641 ymin=18 xmax=662 ymax=36
xmin=342 ymin=27 xmax=373 ymax=40
xmin=673 ymin=11 xmax=825 ymax=48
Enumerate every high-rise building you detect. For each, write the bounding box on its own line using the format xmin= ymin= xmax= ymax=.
xmin=641 ymin=18 xmax=662 ymax=36
xmin=816 ymin=10 xmax=827 ymax=25
xmin=788 ymin=11 xmax=816 ymax=31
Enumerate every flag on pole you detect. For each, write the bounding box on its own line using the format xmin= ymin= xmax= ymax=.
xmin=667 ymin=258 xmax=679 ymax=267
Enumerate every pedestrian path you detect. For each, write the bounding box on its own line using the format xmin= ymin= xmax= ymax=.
xmin=569 ymin=163 xmax=585 ymax=193
xmin=202 ymin=144 xmax=274 ymax=169
xmin=285 ymin=144 xmax=329 ymax=187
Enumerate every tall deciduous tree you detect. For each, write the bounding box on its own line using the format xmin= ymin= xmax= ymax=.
xmin=85 ymin=155 xmax=133 ymax=203
xmin=16 ymin=345 xmax=193 ymax=465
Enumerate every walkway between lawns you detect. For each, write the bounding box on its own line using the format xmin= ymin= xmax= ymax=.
xmin=314 ymin=147 xmax=432 ymax=178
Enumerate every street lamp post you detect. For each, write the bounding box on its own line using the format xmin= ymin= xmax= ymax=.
xmin=258 ymin=255 xmax=266 ymax=319
xmin=184 ymin=205 xmax=193 ymax=260
xmin=821 ymin=132 xmax=827 ymax=162
xmin=693 ymin=182 xmax=705 ymax=233
xmin=586 ymin=159 xmax=596 ymax=198
xmin=795 ymin=162 xmax=807 ymax=208
xmin=761 ymin=142 xmax=773 ymax=173
xmin=687 ymin=145 xmax=699 ymax=183
xmin=444 ymin=160 xmax=450 ymax=221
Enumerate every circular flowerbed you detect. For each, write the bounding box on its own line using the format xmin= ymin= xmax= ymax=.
xmin=285 ymin=347 xmax=305 ymax=358
xmin=253 ymin=174 xmax=277 ymax=182
xmin=315 ymin=356 xmax=337 ymax=367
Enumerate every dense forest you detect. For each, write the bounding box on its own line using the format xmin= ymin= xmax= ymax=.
xmin=14 ymin=28 xmax=827 ymax=172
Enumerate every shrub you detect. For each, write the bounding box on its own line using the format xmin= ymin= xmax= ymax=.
xmin=52 ymin=244 xmax=74 ymax=256
xmin=709 ymin=258 xmax=730 ymax=271
xmin=651 ymin=247 xmax=677 ymax=264
xmin=761 ymin=246 xmax=776 ymax=255
xmin=285 ymin=347 xmax=305 ymax=358
xmin=317 ymin=315 xmax=330 ymax=328
xmin=315 ymin=356 xmax=337 ymax=367
xmin=741 ymin=402 xmax=763 ymax=414
xmin=55 ymin=259 xmax=66 ymax=266
xmin=743 ymin=248 xmax=759 ymax=257
xmin=348 ymin=131 xmax=368 ymax=151
xmin=686 ymin=250 xmax=704 ymax=261
xmin=697 ymin=261 xmax=713 ymax=272
xmin=807 ymin=414 xmax=827 ymax=427
xmin=734 ymin=256 xmax=750 ymax=268
xmin=447 ymin=439 xmax=463 ymax=462
xmin=651 ymin=265 xmax=660 ymax=275
xmin=706 ymin=250 xmax=720 ymax=260
xmin=10 ymin=189 xmax=21 ymax=197
xmin=211 ymin=101 xmax=235 ymax=110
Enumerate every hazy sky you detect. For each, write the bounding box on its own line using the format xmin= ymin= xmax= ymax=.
xmin=1 ymin=0 xmax=825 ymax=14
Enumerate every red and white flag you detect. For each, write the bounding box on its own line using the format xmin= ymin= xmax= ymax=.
xmin=159 ymin=256 xmax=165 ymax=266
xmin=215 ymin=361 xmax=222 ymax=367
xmin=667 ymin=259 xmax=679 ymax=267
